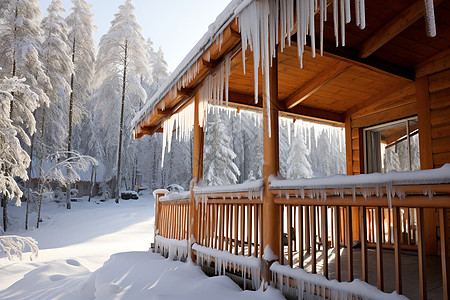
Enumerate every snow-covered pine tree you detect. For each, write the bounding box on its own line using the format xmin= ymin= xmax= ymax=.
xmin=0 ymin=76 xmax=39 ymax=231
xmin=151 ymin=47 xmax=169 ymax=90
xmin=38 ymin=0 xmax=73 ymax=156
xmin=65 ymin=0 xmax=95 ymax=152
xmin=0 ymin=0 xmax=50 ymax=229
xmin=203 ymin=110 xmax=240 ymax=186
xmin=286 ymin=133 xmax=313 ymax=179
xmin=93 ymin=0 xmax=149 ymax=201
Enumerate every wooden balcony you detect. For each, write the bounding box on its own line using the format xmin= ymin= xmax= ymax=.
xmin=153 ymin=166 xmax=450 ymax=299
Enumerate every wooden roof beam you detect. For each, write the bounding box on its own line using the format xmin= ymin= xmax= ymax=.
xmin=284 ymin=61 xmax=351 ymax=109
xmin=227 ymin=91 xmax=344 ymax=125
xmin=359 ymin=0 xmax=444 ymax=59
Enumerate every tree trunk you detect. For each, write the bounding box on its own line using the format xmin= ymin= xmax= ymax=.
xmin=66 ymin=36 xmax=76 ymax=210
xmin=115 ymin=40 xmax=128 ymax=204
xmin=2 ymin=194 xmax=7 ymax=232
xmin=25 ymin=133 xmax=35 ymax=230
xmin=88 ymin=166 xmax=94 ymax=202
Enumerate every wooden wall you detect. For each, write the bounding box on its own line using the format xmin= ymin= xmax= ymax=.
xmin=345 ymin=83 xmax=417 ymax=175
xmin=428 ymin=69 xmax=450 ymax=168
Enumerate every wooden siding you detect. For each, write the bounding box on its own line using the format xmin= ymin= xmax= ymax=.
xmin=429 ymin=68 xmax=450 ymax=168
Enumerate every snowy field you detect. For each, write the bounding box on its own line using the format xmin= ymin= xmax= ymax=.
xmin=0 ymin=193 xmax=283 ymax=300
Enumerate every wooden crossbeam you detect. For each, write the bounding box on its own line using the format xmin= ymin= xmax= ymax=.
xmin=284 ymin=61 xmax=351 ymax=109
xmin=359 ymin=0 xmax=444 ymax=58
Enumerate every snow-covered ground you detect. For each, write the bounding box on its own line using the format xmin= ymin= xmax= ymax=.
xmin=0 ymin=193 xmax=283 ymax=299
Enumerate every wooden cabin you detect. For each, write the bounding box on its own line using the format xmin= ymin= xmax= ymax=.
xmin=132 ymin=1 xmax=450 ymax=299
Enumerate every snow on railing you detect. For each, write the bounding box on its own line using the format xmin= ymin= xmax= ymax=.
xmin=269 ymin=164 xmax=450 ymax=207
xmin=193 ymin=243 xmax=261 ymax=290
xmin=159 ymin=191 xmax=191 ymax=202
xmin=270 ymin=262 xmax=407 ymax=300
xmin=155 ymin=235 xmax=189 ymax=260
xmin=193 ymin=179 xmax=264 ymax=204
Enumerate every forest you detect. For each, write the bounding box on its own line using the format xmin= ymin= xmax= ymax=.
xmin=5 ymin=0 xmax=420 ymax=234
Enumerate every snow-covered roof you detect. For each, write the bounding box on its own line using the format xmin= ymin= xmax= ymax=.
xmin=131 ymin=0 xmax=251 ymax=130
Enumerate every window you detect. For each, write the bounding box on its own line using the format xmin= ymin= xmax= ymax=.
xmin=364 ymin=117 xmax=420 ymax=173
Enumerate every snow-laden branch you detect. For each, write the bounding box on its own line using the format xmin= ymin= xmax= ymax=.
xmin=0 ymin=235 xmax=38 ymax=261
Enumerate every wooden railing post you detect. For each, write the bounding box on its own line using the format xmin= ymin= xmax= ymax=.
xmin=190 ymin=90 xmax=204 ymax=261
xmin=262 ymin=49 xmax=280 ymax=283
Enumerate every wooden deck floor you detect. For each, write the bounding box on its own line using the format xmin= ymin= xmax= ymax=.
xmin=285 ymin=247 xmax=443 ymax=300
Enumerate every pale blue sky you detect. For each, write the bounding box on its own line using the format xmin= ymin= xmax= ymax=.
xmin=38 ymin=0 xmax=232 ymax=72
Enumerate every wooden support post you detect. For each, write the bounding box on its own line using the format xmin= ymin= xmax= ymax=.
xmin=439 ymin=208 xmax=449 ymax=300
xmin=360 ymin=206 xmax=368 ymax=282
xmin=376 ymin=207 xmax=384 ymax=291
xmin=334 ymin=206 xmax=341 ymax=281
xmin=346 ymin=206 xmax=353 ymax=282
xmin=393 ymin=207 xmax=402 ymax=294
xmin=190 ymin=91 xmax=204 ymax=260
xmin=262 ymin=50 xmax=280 ymax=270
xmin=416 ymin=76 xmax=437 ymax=256
xmin=417 ymin=207 xmax=427 ymax=300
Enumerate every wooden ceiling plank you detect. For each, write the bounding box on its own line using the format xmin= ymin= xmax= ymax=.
xmin=359 ymin=0 xmax=444 ymax=59
xmin=284 ymin=61 xmax=351 ymax=109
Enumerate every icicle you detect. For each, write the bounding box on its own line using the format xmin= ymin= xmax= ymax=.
xmin=345 ymin=0 xmax=351 ymax=23
xmin=359 ymin=0 xmax=366 ymax=29
xmin=320 ymin=0 xmax=325 ymax=56
xmin=309 ymin=0 xmax=316 ymax=58
xmin=424 ymin=0 xmax=437 ymax=37
xmin=333 ymin=0 xmax=339 ymax=46
xmin=224 ymin=54 xmax=231 ymax=105
xmin=340 ymin=0 xmax=346 ymax=46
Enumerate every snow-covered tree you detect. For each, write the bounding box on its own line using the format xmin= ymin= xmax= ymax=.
xmin=65 ymin=0 xmax=95 ymax=152
xmin=35 ymin=150 xmax=97 ymax=227
xmin=0 ymin=235 xmax=38 ymax=260
xmin=203 ymin=110 xmax=240 ymax=185
xmin=37 ymin=0 xmax=73 ymax=156
xmin=0 ymin=0 xmax=51 ymax=131
xmin=286 ymin=133 xmax=313 ymax=179
xmin=0 ymin=76 xmax=39 ymax=231
xmin=93 ymin=0 xmax=149 ymax=201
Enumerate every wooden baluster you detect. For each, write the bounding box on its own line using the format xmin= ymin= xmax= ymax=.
xmin=288 ymin=205 xmax=293 ymax=267
xmin=247 ymin=204 xmax=252 ymax=256
xmin=214 ymin=204 xmax=219 ymax=249
xmin=376 ymin=206 xmax=384 ymax=291
xmin=280 ymin=205 xmax=284 ymax=264
xmin=334 ymin=206 xmax=341 ymax=281
xmin=321 ymin=206 xmax=328 ymax=278
xmin=234 ymin=204 xmax=239 ymax=255
xmin=393 ymin=206 xmax=402 ymax=294
xmin=311 ymin=205 xmax=317 ymax=274
xmin=240 ymin=204 xmax=245 ymax=255
xmin=331 ymin=207 xmax=334 ymax=248
xmin=360 ymin=206 xmax=368 ymax=282
xmin=293 ymin=206 xmax=297 ymax=252
xmin=417 ymin=207 xmax=427 ymax=300
xmin=299 ymin=205 xmax=304 ymax=269
xmin=346 ymin=206 xmax=353 ymax=282
xmin=439 ymin=208 xmax=449 ymax=300
xmin=219 ymin=204 xmax=224 ymax=250
xmin=206 ymin=204 xmax=210 ymax=247
xmin=406 ymin=208 xmax=411 ymax=245
xmin=259 ymin=204 xmax=263 ymax=258
xmin=381 ymin=208 xmax=385 ymax=243
xmin=254 ymin=204 xmax=259 ymax=257
xmin=305 ymin=205 xmax=310 ymax=254
xmin=387 ymin=208 xmax=390 ymax=244
xmin=224 ymin=204 xmax=229 ymax=251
